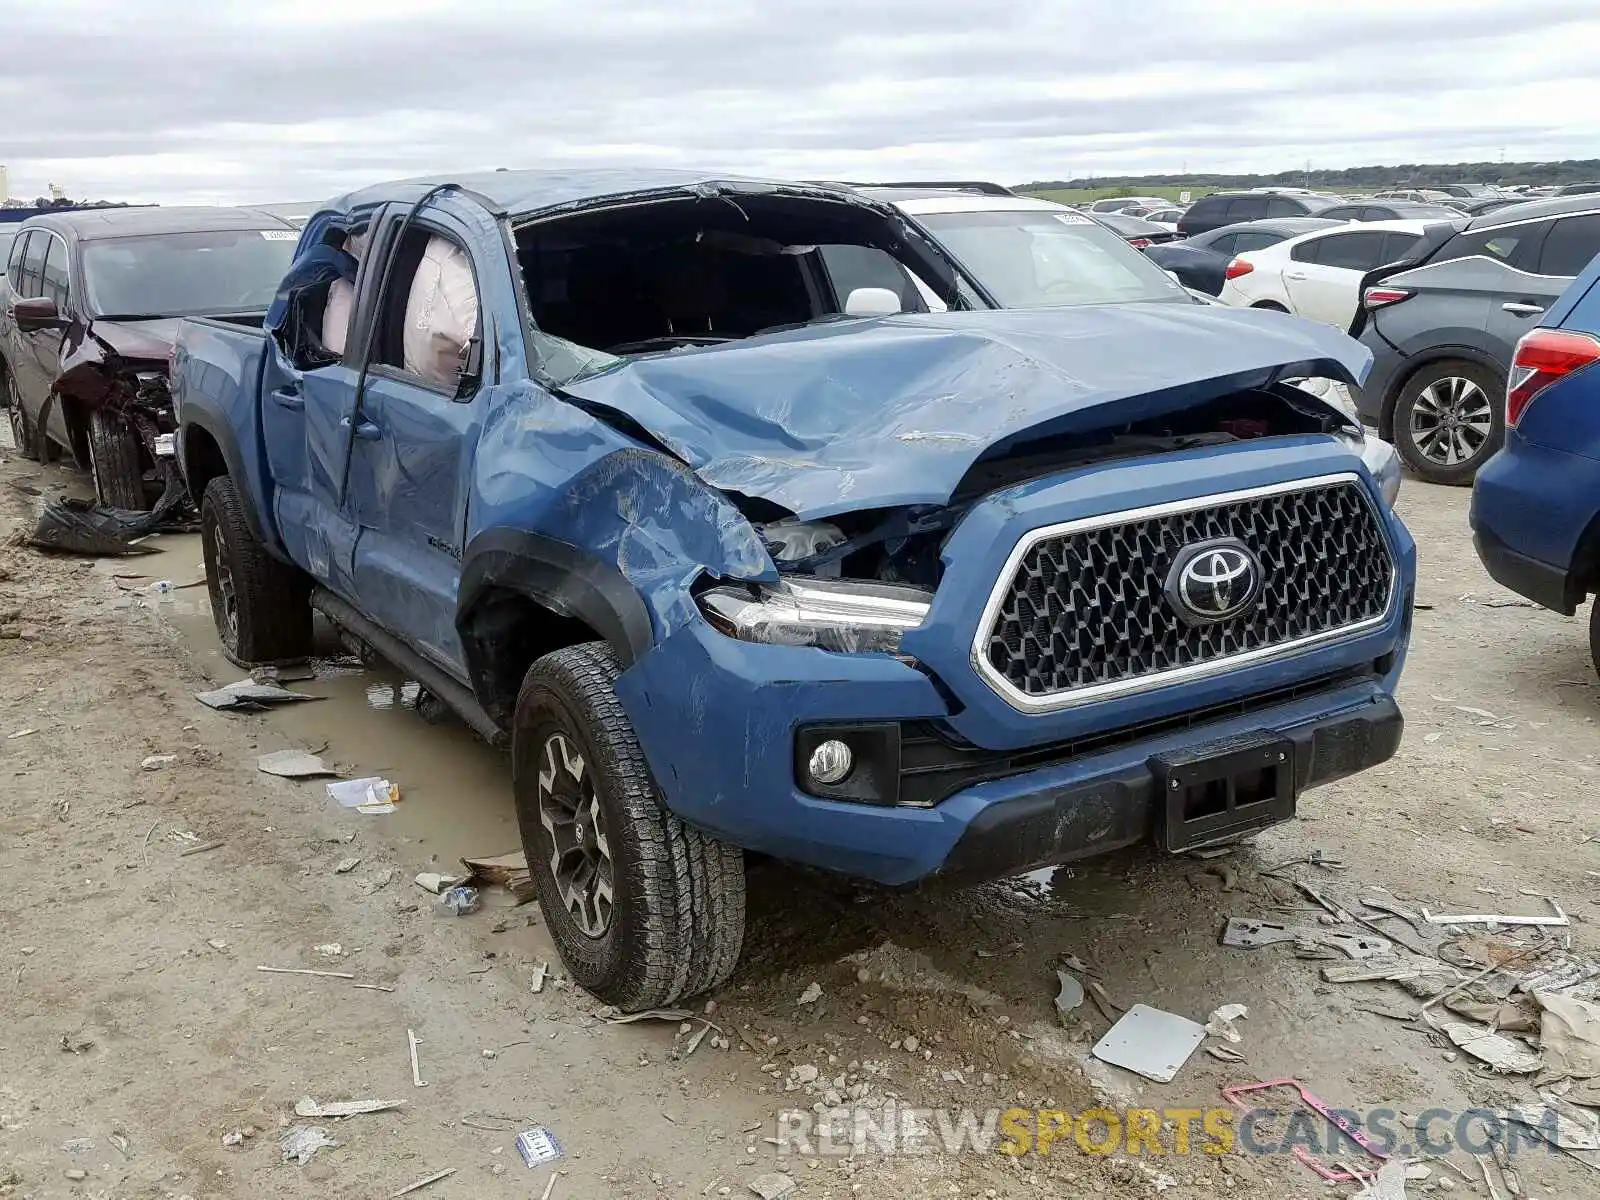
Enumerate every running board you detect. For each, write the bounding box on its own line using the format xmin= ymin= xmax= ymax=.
xmin=309 ymin=587 xmax=507 ymax=747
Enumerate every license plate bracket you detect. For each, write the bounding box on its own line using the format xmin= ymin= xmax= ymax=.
xmin=1150 ymin=733 xmax=1295 ymax=853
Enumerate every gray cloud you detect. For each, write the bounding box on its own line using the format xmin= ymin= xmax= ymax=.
xmin=3 ymin=0 xmax=1597 ymax=204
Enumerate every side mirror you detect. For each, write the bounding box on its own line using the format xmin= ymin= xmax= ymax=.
xmin=12 ymin=296 xmax=63 ymax=333
xmin=844 ymin=287 xmax=902 ymax=318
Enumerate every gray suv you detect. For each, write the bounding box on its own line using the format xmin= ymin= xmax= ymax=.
xmin=1353 ymin=194 xmax=1600 ymax=483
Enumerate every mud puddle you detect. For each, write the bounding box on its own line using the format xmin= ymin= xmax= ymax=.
xmin=100 ymin=531 xmax=523 ymax=866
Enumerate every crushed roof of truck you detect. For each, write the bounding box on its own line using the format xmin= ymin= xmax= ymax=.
xmin=23 ymin=205 xmax=298 ymax=241
xmin=322 ymin=169 xmax=871 ymax=222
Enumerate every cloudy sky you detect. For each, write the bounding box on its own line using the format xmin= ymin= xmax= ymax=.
xmin=4 ymin=0 xmax=1598 ymax=205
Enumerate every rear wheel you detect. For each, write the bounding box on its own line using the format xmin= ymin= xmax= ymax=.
xmin=4 ymin=372 xmax=39 ymax=462
xmin=200 ymin=475 xmax=313 ymax=665
xmin=1251 ymin=301 xmax=1289 ymax=312
xmin=513 ymin=642 xmax=745 ymax=1011
xmin=87 ymin=409 xmax=149 ymax=509
xmin=1392 ymin=359 xmax=1504 ymax=485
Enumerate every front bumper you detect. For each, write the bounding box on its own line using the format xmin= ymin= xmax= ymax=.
xmin=617 ymin=618 xmax=1407 ymax=886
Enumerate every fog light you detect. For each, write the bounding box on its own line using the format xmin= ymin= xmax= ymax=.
xmin=808 ymin=739 xmax=853 ymax=785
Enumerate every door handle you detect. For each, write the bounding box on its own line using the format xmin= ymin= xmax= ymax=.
xmin=1501 ymin=301 xmax=1545 ymax=316
xmin=1285 ymin=271 xmax=1308 ymax=280
xmin=341 ymin=416 xmax=381 ymax=441
xmin=270 ymin=386 xmax=304 ymax=411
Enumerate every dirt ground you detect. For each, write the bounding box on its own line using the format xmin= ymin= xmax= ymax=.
xmin=1 ymin=436 xmax=1596 ymax=1200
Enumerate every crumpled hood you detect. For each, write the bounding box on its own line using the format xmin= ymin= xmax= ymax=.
xmin=561 ymin=304 xmax=1371 ymax=520
xmin=88 ymin=317 xmax=182 ymax=362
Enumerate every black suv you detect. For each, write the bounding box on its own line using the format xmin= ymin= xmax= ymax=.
xmin=1177 ymin=192 xmax=1338 ymax=237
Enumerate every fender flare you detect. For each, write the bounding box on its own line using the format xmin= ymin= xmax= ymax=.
xmin=457 ymin=527 xmax=655 ymax=670
xmin=1379 ymin=343 xmax=1506 ymax=439
xmin=177 ymin=412 xmax=278 ymax=552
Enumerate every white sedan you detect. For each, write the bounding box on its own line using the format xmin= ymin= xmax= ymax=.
xmin=1217 ymin=219 xmax=1433 ymax=329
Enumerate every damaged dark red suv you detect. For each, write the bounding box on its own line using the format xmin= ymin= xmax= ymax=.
xmin=0 ymin=206 xmax=299 ymax=507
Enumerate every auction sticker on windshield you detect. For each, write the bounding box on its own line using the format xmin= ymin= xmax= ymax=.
xmin=1053 ymin=212 xmax=1093 ymax=224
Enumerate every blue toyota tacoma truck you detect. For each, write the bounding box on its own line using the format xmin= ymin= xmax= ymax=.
xmin=171 ymin=170 xmax=1416 ymax=1009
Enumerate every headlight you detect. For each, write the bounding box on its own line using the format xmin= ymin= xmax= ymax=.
xmin=1338 ymin=427 xmax=1402 ymax=508
xmin=697 ymin=578 xmax=932 ymax=654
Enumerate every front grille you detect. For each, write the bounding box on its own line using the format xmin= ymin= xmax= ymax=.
xmin=979 ymin=475 xmax=1395 ymax=707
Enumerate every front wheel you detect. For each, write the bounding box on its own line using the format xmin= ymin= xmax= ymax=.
xmin=513 ymin=642 xmax=745 ymax=1011
xmin=4 ymin=372 xmax=40 ymax=462
xmin=200 ymin=475 xmax=312 ymax=665
xmin=1392 ymin=359 xmax=1504 ymax=485
xmin=87 ymin=409 xmax=149 ymax=509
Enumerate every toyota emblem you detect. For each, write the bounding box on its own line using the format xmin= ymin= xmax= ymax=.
xmin=1164 ymin=538 xmax=1263 ymax=625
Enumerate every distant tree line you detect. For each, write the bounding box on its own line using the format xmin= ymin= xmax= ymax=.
xmin=1020 ymin=159 xmax=1600 ymax=193
xmin=0 ymin=196 xmax=134 ymax=210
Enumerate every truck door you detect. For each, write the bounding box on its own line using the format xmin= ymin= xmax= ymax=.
xmin=341 ymin=207 xmax=490 ymax=673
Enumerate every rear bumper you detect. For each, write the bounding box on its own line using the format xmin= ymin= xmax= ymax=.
xmin=1471 ymin=438 xmax=1598 ymax=615
xmin=1353 ymin=333 xmax=1406 ymax=429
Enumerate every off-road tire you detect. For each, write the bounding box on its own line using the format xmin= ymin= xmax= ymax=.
xmin=87 ymin=409 xmax=149 ymax=510
xmin=200 ymin=475 xmax=312 ymax=666
xmin=4 ymin=370 xmax=40 ymax=462
xmin=1391 ymin=358 xmax=1504 ymax=486
xmin=513 ymin=642 xmax=745 ymax=1011
xmin=1589 ymin=600 xmax=1599 ymax=681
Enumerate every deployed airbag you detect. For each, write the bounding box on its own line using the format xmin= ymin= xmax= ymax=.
xmin=404 ymin=235 xmax=478 ymax=388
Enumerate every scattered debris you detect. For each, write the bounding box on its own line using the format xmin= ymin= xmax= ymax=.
xmin=461 ymin=851 xmax=535 ymax=902
xmin=257 ymin=749 xmax=338 ymax=779
xmin=747 ymin=1172 xmax=797 ymax=1200
xmin=1360 ymin=1159 xmax=1411 ymax=1199
xmin=1437 ymin=1020 xmax=1543 ymax=1074
xmin=1205 ymin=1003 xmax=1249 ymax=1044
xmin=515 ymin=1125 xmax=564 ymax=1167
xmin=414 ymin=872 xmax=458 ymax=894
xmin=1053 ymin=969 xmax=1085 ymax=1021
xmin=256 ymin=965 xmax=356 ymax=981
xmin=1422 ymin=898 xmax=1569 ymax=927
xmin=597 ymin=1008 xmax=694 ymax=1025
xmin=1222 ymin=916 xmax=1393 ymax=959
xmin=6 ymin=728 xmax=37 ymax=740
xmin=196 ymin=680 xmax=322 ymax=712
xmin=1205 ymin=1045 xmax=1246 ymax=1063
xmin=221 ymin=1126 xmax=256 ymax=1147
xmin=139 ymin=754 xmax=177 ymax=771
xmin=334 ymin=857 xmax=361 ymax=874
xmin=797 ymin=982 xmax=823 ymax=1005
xmin=408 ymin=1028 xmax=427 ymax=1088
xmin=1534 ymin=992 xmax=1600 ymax=1081
xmin=392 ymin=1167 xmax=457 ymax=1197
xmin=431 ymin=886 xmax=481 ymax=917
xmin=329 ymin=776 xmax=399 ymax=813
xmin=59 ymin=1035 xmax=94 ymax=1055
xmin=1091 ymin=1003 xmax=1207 ymax=1083
xmin=178 ymin=840 xmax=224 ymax=858
xmin=1222 ymin=1079 xmax=1388 ymax=1182
xmin=530 ymin=962 xmax=548 ymax=994
xmin=295 ymin=1097 xmax=404 ymax=1119
xmin=280 ymin=1125 xmax=339 ymax=1166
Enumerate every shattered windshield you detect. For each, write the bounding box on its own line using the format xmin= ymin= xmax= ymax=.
xmin=83 ymin=230 xmax=298 ymax=318
xmin=916 ymin=210 xmax=1187 ymax=308
xmin=530 ymin=327 xmax=623 ymax=388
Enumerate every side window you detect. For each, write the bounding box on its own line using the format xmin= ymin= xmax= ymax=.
xmin=1435 ymin=226 xmax=1532 ymax=267
xmin=1227 ymin=197 xmax=1269 ymax=222
xmin=19 ymin=232 xmax=48 ymax=297
xmin=1232 ymin=231 xmax=1281 ymax=254
xmin=1536 ymin=213 xmax=1600 ymax=278
xmin=372 ymin=227 xmax=481 ymax=392
xmin=1304 ymin=232 xmax=1388 ymax=271
xmin=1379 ymin=232 xmax=1422 ymax=264
xmin=1290 ymin=238 xmax=1323 ymax=264
xmin=1264 ymin=197 xmax=1302 ymax=218
xmin=816 ymin=245 xmax=926 ymax=313
xmin=6 ymin=231 xmax=32 ymax=289
xmin=1207 ymin=233 xmax=1239 ymax=256
xmin=40 ymin=236 xmax=69 ymax=308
